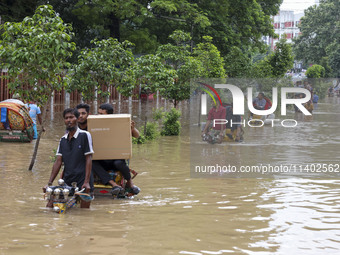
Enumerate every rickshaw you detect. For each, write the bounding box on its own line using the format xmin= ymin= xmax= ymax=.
xmin=44 ymin=166 xmax=139 ymax=214
xmin=0 ymin=101 xmax=34 ymax=142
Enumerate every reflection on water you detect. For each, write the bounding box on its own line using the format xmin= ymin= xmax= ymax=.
xmin=0 ymin=97 xmax=339 ymax=254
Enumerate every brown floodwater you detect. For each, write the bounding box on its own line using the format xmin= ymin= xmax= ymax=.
xmin=0 ymin=97 xmax=340 ymax=255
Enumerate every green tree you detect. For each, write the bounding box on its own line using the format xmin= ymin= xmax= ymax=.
xmin=0 ymin=5 xmax=76 ymax=169
xmin=196 ymin=0 xmax=281 ymax=56
xmin=38 ymin=0 xmax=157 ymax=57
xmin=161 ymin=56 xmax=203 ymax=107
xmin=0 ymin=0 xmax=39 ymax=23
xmin=69 ymin=38 xmax=135 ymax=102
xmin=327 ymin=43 xmax=340 ymax=77
xmin=224 ymin=46 xmax=252 ymax=78
xmin=38 ymin=0 xmax=282 ymax=57
xmin=134 ymin=54 xmax=176 ymax=97
xmin=157 ymin=30 xmax=203 ymax=107
xmin=319 ymin=56 xmax=333 ymax=77
xmin=251 ymin=39 xmax=293 ymax=78
xmin=36 ymin=0 xmax=101 ymax=61
xmin=161 ymin=108 xmax=181 ymax=136
xmin=251 ymin=59 xmax=273 ymax=78
xmin=193 ymin=36 xmax=226 ymax=78
xmin=293 ymin=0 xmax=340 ymax=76
xmin=0 ymin=4 xmax=75 ymax=106
xmin=306 ymin=64 xmax=326 ymax=78
xmin=267 ymin=39 xmax=294 ymax=77
xmin=157 ymin=30 xmax=191 ymax=69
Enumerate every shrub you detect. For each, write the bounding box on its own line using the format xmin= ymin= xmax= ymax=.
xmin=161 ymin=108 xmax=181 ymax=136
xmin=132 ymin=121 xmax=160 ymax=144
xmin=306 ymin=65 xmax=326 ymax=78
xmin=152 ymin=107 xmax=165 ymax=121
xmin=143 ymin=122 xmax=160 ymax=140
xmin=132 ymin=135 xmax=146 ymax=144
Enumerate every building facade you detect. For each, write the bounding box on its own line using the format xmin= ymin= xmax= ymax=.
xmin=264 ymin=10 xmax=304 ymax=50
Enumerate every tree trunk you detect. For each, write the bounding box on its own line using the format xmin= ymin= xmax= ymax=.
xmin=28 ymin=130 xmax=42 ymax=171
xmin=198 ymin=91 xmax=202 ymax=126
xmin=28 ymin=97 xmax=50 ymax=170
xmin=144 ymin=117 xmax=147 ymax=136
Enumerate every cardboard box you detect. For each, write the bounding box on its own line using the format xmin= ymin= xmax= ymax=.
xmin=87 ymin=114 xmax=132 ymax=160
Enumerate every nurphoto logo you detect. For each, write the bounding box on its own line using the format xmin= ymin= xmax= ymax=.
xmin=200 ymin=83 xmax=312 ymax=128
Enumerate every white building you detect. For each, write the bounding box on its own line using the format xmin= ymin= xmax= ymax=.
xmin=266 ymin=10 xmax=304 ymax=49
xmin=265 ymin=0 xmax=320 ymax=49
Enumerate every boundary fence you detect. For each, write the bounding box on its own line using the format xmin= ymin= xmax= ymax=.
xmin=0 ymin=71 xmax=140 ymax=102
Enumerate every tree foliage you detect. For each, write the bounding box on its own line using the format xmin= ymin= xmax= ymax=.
xmin=196 ymin=0 xmax=281 ymax=56
xmin=251 ymin=39 xmax=293 ymax=78
xmin=134 ymin=54 xmax=176 ymax=96
xmin=224 ymin=47 xmax=252 ymax=78
xmin=267 ymin=39 xmax=294 ymax=77
xmin=69 ymin=38 xmax=135 ymax=101
xmin=0 ymin=0 xmax=39 ymax=23
xmin=0 ymin=4 xmax=75 ymax=104
xmin=0 ymin=4 xmax=76 ymax=170
xmin=157 ymin=30 xmax=204 ymax=107
xmin=35 ymin=0 xmax=281 ymax=58
xmin=193 ymin=36 xmax=225 ymax=78
xmin=293 ymin=0 xmax=340 ymax=77
xmin=306 ymin=64 xmax=326 ymax=78
xmin=161 ymin=108 xmax=181 ymax=136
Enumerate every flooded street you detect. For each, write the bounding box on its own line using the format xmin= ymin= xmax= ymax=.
xmin=0 ymin=97 xmax=340 ymax=255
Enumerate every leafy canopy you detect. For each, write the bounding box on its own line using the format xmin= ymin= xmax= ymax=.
xmin=69 ymin=38 xmax=135 ymax=101
xmin=0 ymin=4 xmax=75 ymax=104
xmin=134 ymin=54 xmax=177 ymax=96
xmin=293 ymin=0 xmax=340 ymax=76
xmin=156 ymin=30 xmax=204 ymax=107
xmin=251 ymin=39 xmax=293 ymax=78
xmin=306 ymin=65 xmax=326 ymax=78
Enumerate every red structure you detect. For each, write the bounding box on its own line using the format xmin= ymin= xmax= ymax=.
xmin=0 ymin=71 xmax=140 ymax=103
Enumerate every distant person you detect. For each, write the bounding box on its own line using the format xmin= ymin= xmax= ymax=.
xmin=202 ymin=99 xmax=226 ymax=143
xmin=328 ymin=86 xmax=334 ymax=97
xmin=27 ymin=101 xmax=45 ymax=139
xmin=312 ymin=93 xmax=319 ymax=104
xmin=253 ymin=92 xmax=267 ymax=110
xmin=225 ymin=104 xmax=243 ymax=142
xmin=45 ymin=108 xmax=94 ymax=208
xmin=294 ymin=94 xmax=304 ymax=113
xmin=334 ymin=85 xmax=340 ymax=97
xmin=296 ymin=81 xmax=304 ymax=88
xmin=250 ymin=92 xmax=267 ymax=119
xmin=304 ymin=80 xmax=313 ymax=93
xmin=304 ymin=100 xmax=314 ymax=114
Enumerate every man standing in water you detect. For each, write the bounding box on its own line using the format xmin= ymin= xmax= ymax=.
xmin=27 ymin=100 xmax=45 ymax=139
xmin=46 ymin=108 xmax=94 ymax=208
